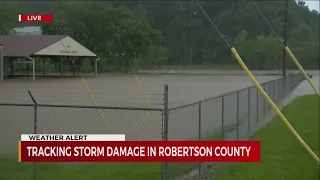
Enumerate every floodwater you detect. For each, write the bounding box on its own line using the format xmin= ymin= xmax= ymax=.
xmin=0 ymin=74 xmax=279 ymax=107
xmin=0 ymin=73 xmax=298 ymax=154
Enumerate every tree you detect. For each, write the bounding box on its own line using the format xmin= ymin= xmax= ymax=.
xmin=147 ymin=45 xmax=168 ymax=68
xmin=24 ymin=0 xmax=317 ymax=70
xmin=41 ymin=1 xmax=162 ymax=72
xmin=234 ymin=30 xmax=282 ymax=69
xmin=0 ymin=3 xmax=18 ymax=35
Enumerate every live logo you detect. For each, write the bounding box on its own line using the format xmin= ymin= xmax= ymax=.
xmin=19 ymin=14 xmax=53 ymax=22
xmin=27 ymin=15 xmax=42 ymax=21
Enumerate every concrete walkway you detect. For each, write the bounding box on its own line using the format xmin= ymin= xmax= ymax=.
xmin=284 ymin=75 xmax=319 ymax=101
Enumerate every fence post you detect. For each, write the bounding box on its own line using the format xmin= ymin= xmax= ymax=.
xmin=263 ymin=84 xmax=265 ymax=116
xmin=281 ymin=78 xmax=284 ymax=98
xmin=198 ymin=102 xmax=202 ymax=176
xmin=28 ymin=90 xmax=37 ymax=180
xmin=0 ymin=44 xmax=3 ymax=83
xmin=248 ymin=88 xmax=250 ymax=134
xmin=277 ymin=79 xmax=280 ymax=103
xmin=280 ymin=78 xmax=282 ymax=100
xmin=278 ymin=79 xmax=281 ymax=102
xmin=268 ymin=82 xmax=271 ymax=111
xmin=273 ymin=80 xmax=276 ymax=103
xmin=256 ymin=87 xmax=259 ymax=123
xmin=286 ymin=77 xmax=289 ymax=94
xmin=221 ymin=96 xmax=224 ymax=140
xmin=283 ymin=74 xmax=287 ymax=97
xmin=236 ymin=91 xmax=239 ymax=140
xmin=163 ymin=84 xmax=169 ymax=180
xmin=282 ymin=77 xmax=284 ymax=97
xmin=283 ymin=77 xmax=287 ymax=97
xmin=280 ymin=78 xmax=283 ymax=99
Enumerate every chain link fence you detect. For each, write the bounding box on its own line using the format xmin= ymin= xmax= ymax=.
xmin=0 ymin=101 xmax=165 ymax=180
xmin=165 ymin=73 xmax=305 ymax=179
xmin=0 ymin=73 xmax=304 ymax=180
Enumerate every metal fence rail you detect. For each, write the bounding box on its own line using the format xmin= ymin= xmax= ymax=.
xmin=0 ymin=73 xmax=304 ymax=180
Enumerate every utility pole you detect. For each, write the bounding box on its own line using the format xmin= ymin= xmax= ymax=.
xmin=282 ymin=0 xmax=289 ymax=83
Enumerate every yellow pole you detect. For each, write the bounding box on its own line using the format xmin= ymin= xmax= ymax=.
xmin=231 ymin=47 xmax=320 ymax=164
xmin=285 ymin=47 xmax=319 ymax=96
xmin=81 ymin=78 xmax=114 ymax=133
xmin=134 ymin=75 xmax=161 ymax=131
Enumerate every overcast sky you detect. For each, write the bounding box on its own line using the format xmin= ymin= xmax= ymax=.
xmin=304 ymin=0 xmax=320 ymax=11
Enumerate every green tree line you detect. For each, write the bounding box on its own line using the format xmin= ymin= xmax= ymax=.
xmin=0 ymin=0 xmax=319 ymax=72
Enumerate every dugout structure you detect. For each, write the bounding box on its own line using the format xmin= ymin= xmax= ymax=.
xmin=0 ymin=35 xmax=99 ymax=81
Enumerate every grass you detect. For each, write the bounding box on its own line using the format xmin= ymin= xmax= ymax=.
xmin=211 ymin=94 xmax=320 ymax=180
xmin=0 ymin=157 xmax=199 ymax=180
xmin=0 ymin=158 xmax=163 ymax=180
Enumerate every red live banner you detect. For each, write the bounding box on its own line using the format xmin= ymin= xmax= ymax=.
xmin=19 ymin=141 xmax=260 ymax=162
xmin=19 ymin=14 xmax=53 ymax=22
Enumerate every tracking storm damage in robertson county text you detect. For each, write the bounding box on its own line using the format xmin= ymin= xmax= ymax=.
xmin=25 ymin=146 xmax=252 ymax=157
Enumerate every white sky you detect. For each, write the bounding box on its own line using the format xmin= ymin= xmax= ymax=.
xmin=304 ymin=1 xmax=320 ymax=11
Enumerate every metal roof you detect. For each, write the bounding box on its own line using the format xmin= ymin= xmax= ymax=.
xmin=0 ymin=35 xmax=68 ymax=57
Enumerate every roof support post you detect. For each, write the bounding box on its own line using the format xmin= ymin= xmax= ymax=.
xmin=95 ymin=57 xmax=100 ymax=77
xmin=27 ymin=56 xmax=35 ymax=80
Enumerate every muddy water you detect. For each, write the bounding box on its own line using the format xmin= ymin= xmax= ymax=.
xmin=0 ymin=74 xmax=279 ymax=154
